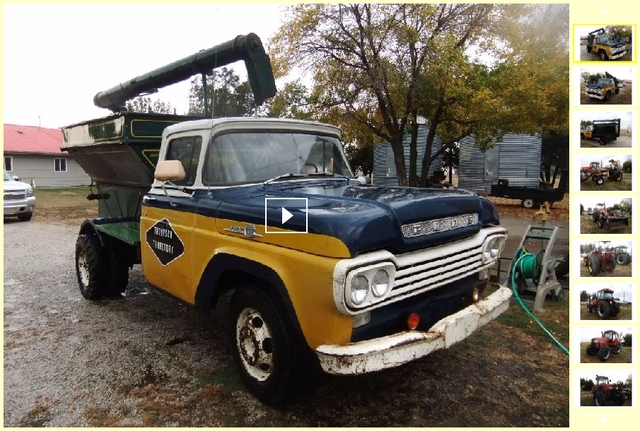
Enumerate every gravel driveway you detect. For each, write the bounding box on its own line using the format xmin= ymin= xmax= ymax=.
xmin=3 ymin=219 xmax=569 ymax=427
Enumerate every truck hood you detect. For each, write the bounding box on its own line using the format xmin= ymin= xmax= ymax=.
xmin=213 ymin=180 xmax=501 ymax=257
xmin=587 ymin=83 xmax=612 ymax=89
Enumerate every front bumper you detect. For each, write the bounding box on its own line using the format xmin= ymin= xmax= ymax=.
xmin=315 ymin=285 xmax=512 ymax=375
xmin=586 ymin=90 xmax=605 ymax=100
xmin=3 ymin=197 xmax=36 ymax=216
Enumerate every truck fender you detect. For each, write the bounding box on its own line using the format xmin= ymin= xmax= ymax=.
xmin=78 ymin=219 xmax=106 ymax=246
xmin=194 ymin=253 xmax=307 ymax=347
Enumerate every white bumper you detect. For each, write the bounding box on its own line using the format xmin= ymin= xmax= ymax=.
xmin=315 ymin=285 xmax=512 ymax=375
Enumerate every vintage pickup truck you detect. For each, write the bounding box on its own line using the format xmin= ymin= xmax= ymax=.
xmin=62 ymin=33 xmax=511 ymax=404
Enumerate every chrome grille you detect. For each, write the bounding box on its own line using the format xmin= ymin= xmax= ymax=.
xmin=392 ymin=242 xmax=484 ymax=298
xmin=4 ymin=191 xmax=26 ymax=200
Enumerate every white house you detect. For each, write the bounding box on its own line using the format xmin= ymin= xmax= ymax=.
xmin=3 ymin=124 xmax=90 ymax=187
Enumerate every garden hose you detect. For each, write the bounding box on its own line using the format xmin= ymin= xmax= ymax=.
xmin=511 ymin=247 xmax=570 ymax=356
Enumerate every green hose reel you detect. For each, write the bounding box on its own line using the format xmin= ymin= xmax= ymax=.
xmin=512 ymin=247 xmax=545 ymax=295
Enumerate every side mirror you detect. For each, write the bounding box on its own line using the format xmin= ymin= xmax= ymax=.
xmin=155 ymin=160 xmax=186 ymax=182
xmin=154 ymin=160 xmax=187 ymax=208
xmin=12 ymin=175 xmax=20 ymax=181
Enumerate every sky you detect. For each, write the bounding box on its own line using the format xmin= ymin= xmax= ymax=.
xmin=3 ymin=3 xmax=286 ymax=129
xmin=579 ymin=154 xmax=633 ymax=166
xmin=577 ymin=370 xmax=633 ymax=384
xmin=579 ymin=196 xmax=633 ymax=209
xmin=577 ymin=110 xmax=633 ymax=129
xmin=576 ymin=282 xmax=635 ymax=301
xmin=579 ymin=326 xmax=634 ymax=342
xmin=579 ymin=67 xmax=635 ymax=81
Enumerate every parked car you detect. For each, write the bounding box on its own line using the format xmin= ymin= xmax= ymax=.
xmin=3 ymin=171 xmax=36 ymax=221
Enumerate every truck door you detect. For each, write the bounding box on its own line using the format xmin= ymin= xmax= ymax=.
xmin=140 ymin=134 xmax=203 ymax=305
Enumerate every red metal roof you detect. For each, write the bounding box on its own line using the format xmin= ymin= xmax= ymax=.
xmin=3 ymin=124 xmax=63 ymax=155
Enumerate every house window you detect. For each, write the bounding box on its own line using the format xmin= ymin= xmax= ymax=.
xmin=54 ymin=158 xmax=67 ymax=172
xmin=4 ymin=156 xmax=13 ymax=172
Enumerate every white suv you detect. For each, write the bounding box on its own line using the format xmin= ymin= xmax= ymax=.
xmin=3 ymin=171 xmax=36 ymax=221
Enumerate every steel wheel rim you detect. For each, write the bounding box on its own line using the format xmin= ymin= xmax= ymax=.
xmin=236 ymin=307 xmax=274 ymax=382
xmin=78 ymin=250 xmax=90 ymax=287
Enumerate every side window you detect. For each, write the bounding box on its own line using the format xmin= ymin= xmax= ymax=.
xmin=165 ymin=136 xmax=202 ymax=186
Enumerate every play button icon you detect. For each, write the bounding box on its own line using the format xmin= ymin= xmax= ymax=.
xmin=264 ymin=198 xmax=308 ymax=233
xmin=281 ymin=207 xmax=293 ymax=224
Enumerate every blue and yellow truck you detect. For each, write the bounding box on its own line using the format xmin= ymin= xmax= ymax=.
xmin=62 ymin=33 xmax=511 ymax=404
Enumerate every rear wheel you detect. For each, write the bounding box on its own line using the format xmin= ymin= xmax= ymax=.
xmin=597 ymin=301 xmax=611 ymax=319
xmin=587 ymin=254 xmax=601 ymax=276
xmin=228 ymin=285 xmax=300 ymax=405
xmin=108 ymin=243 xmax=130 ymax=296
xmin=595 ymin=391 xmax=606 ymax=406
xmin=75 ymin=234 xmax=110 ymax=300
xmin=612 ymin=391 xmax=625 ymax=406
xmin=522 ymin=198 xmax=535 ymax=209
xmin=598 ymin=345 xmax=611 ymax=361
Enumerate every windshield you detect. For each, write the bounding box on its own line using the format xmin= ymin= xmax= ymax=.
xmin=202 ymin=131 xmax=353 ymax=185
xmin=4 ymin=171 xmax=12 ymax=181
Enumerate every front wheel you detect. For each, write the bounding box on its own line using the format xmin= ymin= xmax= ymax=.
xmin=17 ymin=212 xmax=33 ymax=221
xmin=598 ymin=345 xmax=611 ymax=361
xmin=599 ymin=50 xmax=609 ymax=61
xmin=228 ymin=286 xmax=298 ymax=405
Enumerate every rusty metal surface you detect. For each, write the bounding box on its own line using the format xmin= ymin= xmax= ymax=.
xmin=316 ymin=285 xmax=512 ymax=375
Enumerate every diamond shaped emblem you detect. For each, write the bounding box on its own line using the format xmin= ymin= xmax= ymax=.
xmin=145 ymin=218 xmax=185 ymax=266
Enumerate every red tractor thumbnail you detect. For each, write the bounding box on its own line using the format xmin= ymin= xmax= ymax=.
xmin=586 ymin=288 xmax=620 ymax=319
xmin=592 ymin=375 xmax=626 ymax=406
xmin=585 ymin=329 xmax=622 ymax=361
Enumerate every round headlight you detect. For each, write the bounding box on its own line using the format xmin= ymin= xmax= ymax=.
xmin=350 ymin=275 xmax=369 ymax=305
xmin=371 ymin=269 xmax=390 ymax=297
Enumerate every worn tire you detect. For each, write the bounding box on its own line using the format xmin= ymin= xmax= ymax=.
xmin=108 ymin=243 xmax=130 ymax=296
xmin=522 ymin=198 xmax=535 ymax=209
xmin=597 ymin=301 xmax=611 ymax=319
xmin=612 ymin=302 xmax=620 ymax=316
xmin=598 ymin=345 xmax=611 ymax=361
xmin=604 ymin=255 xmax=617 ymax=272
xmin=75 ymin=234 xmax=110 ymax=300
xmin=612 ymin=391 xmax=625 ymax=406
xmin=228 ymin=285 xmax=299 ymax=405
xmin=587 ymin=254 xmax=601 ymax=276
xmin=554 ymin=254 xmax=569 ymax=278
xmin=17 ymin=213 xmax=33 ymax=221
xmin=595 ymin=391 xmax=605 ymax=406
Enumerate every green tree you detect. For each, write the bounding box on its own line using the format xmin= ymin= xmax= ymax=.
xmin=125 ymin=96 xmax=173 ymax=114
xmin=270 ymin=3 xmax=569 ymax=187
xmin=188 ymin=67 xmax=255 ymax=117
xmin=271 ymin=3 xmax=503 ymax=186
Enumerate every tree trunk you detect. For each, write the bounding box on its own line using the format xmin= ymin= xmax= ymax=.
xmin=408 ymin=112 xmax=418 ymax=186
xmin=389 ymin=133 xmax=408 ymax=186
